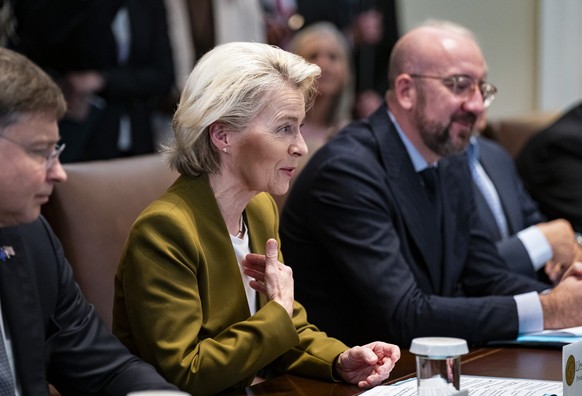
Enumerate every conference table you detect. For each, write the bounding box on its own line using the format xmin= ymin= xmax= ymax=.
xmin=229 ymin=346 xmax=562 ymax=395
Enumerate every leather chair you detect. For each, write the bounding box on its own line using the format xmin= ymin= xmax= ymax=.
xmin=482 ymin=111 xmax=559 ymax=158
xmin=42 ymin=154 xmax=178 ymax=329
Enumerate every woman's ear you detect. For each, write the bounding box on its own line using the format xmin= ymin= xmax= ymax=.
xmin=209 ymin=122 xmax=229 ymax=152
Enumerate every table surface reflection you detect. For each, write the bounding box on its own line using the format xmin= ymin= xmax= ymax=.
xmin=228 ymin=346 xmax=562 ymax=395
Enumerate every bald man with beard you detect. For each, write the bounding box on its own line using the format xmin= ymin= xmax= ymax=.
xmin=280 ymin=20 xmax=582 ymax=348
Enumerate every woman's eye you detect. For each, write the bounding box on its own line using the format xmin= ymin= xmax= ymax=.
xmin=278 ymin=125 xmax=292 ymax=134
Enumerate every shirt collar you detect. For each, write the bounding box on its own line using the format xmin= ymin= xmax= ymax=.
xmin=388 ymin=110 xmax=435 ymax=172
xmin=467 ymin=135 xmax=479 ymax=163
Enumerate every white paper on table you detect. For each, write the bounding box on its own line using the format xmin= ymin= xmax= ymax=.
xmin=359 ymin=375 xmax=562 ymax=395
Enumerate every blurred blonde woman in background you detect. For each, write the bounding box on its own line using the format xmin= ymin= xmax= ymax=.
xmin=274 ymin=22 xmax=354 ymax=209
xmin=289 ymin=21 xmax=354 ymax=154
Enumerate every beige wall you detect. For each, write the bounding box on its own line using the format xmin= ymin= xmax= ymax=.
xmin=396 ymin=0 xmax=538 ymax=121
xmin=537 ymin=0 xmax=582 ymax=113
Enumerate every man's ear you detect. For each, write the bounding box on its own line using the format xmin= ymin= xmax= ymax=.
xmin=394 ymin=74 xmax=416 ymax=110
xmin=209 ymin=122 xmax=229 ymax=151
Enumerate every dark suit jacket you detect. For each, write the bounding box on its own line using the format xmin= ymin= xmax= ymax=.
xmin=474 ymin=137 xmax=546 ymax=278
xmin=280 ymin=106 xmax=548 ymax=348
xmin=516 ymin=102 xmax=582 ymax=233
xmin=0 ymin=217 xmax=177 ymax=396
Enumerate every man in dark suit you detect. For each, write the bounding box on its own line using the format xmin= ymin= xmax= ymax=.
xmin=0 ymin=47 xmax=178 ymax=395
xmin=516 ymin=102 xmax=582 ymax=234
xmin=11 ymin=0 xmax=175 ymax=162
xmin=469 ymin=135 xmax=580 ymax=283
xmin=280 ymin=20 xmax=582 ymax=348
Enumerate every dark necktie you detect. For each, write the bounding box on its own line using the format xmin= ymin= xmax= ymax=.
xmin=420 ymin=167 xmax=443 ymax=263
xmin=420 ymin=167 xmax=442 ymax=226
xmin=0 ymin=329 xmax=16 ymax=395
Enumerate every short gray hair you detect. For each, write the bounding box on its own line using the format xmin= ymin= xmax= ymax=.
xmin=0 ymin=48 xmax=66 ymax=130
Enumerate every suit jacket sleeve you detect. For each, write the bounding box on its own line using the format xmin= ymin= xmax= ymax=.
xmin=494 ymin=174 xmax=547 ymax=276
xmin=477 ymin=137 xmax=547 ymax=277
xmin=496 ymin=237 xmax=536 ymax=276
xmin=4 ymin=217 xmax=176 ymax=396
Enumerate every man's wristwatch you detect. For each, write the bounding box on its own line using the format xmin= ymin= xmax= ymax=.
xmin=575 ymin=232 xmax=582 ymax=248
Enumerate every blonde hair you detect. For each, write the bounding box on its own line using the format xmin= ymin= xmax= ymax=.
xmin=289 ymin=21 xmax=354 ymax=134
xmin=162 ymin=42 xmax=321 ymax=176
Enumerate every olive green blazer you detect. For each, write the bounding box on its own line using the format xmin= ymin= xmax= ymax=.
xmin=113 ymin=174 xmax=347 ymax=395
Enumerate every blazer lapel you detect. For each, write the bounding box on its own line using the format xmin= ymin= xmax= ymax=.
xmin=438 ymin=157 xmax=470 ymax=293
xmin=472 ymin=184 xmax=503 ymax=239
xmin=176 ymin=175 xmax=255 ymax=319
xmin=478 ymin=153 xmax=516 ymax=235
xmin=370 ymin=109 xmax=443 ymax=290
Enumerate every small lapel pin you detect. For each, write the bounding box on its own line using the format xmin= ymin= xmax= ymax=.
xmin=0 ymin=246 xmax=15 ymax=262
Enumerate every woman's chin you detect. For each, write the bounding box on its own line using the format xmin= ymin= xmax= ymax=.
xmin=268 ymin=184 xmax=290 ymax=197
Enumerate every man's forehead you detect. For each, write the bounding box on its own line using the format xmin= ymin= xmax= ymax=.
xmin=3 ymin=113 xmax=60 ymax=142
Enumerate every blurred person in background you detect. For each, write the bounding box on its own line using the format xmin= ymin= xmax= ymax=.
xmin=517 ymin=101 xmax=582 ymax=235
xmin=290 ymin=21 xmax=354 ymax=151
xmin=261 ymin=0 xmax=303 ymax=49
xmin=273 ymin=21 xmax=354 ymax=209
xmin=296 ymin=0 xmax=399 ymax=118
xmin=10 ymin=0 xmax=175 ymax=162
xmin=469 ymin=113 xmax=581 ymax=284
